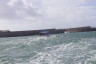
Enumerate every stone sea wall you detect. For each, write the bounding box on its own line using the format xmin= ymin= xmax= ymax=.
xmin=65 ymin=26 xmax=96 ymax=33
xmin=0 ymin=29 xmax=65 ymax=37
xmin=0 ymin=26 xmax=96 ymax=38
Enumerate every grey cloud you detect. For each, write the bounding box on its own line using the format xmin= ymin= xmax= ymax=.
xmin=0 ymin=0 xmax=42 ymax=20
xmin=0 ymin=0 xmax=17 ymax=19
xmin=0 ymin=0 xmax=96 ymax=31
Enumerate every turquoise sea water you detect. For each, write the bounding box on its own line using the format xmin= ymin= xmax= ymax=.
xmin=0 ymin=31 xmax=96 ymax=64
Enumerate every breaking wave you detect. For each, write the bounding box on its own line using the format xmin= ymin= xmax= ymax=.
xmin=0 ymin=31 xmax=96 ymax=64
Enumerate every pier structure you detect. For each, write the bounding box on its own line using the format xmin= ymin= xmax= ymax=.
xmin=0 ymin=26 xmax=96 ymax=38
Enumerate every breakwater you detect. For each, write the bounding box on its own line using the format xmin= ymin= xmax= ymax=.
xmin=0 ymin=26 xmax=96 ymax=38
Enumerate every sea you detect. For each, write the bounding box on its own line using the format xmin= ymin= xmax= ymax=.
xmin=0 ymin=31 xmax=96 ymax=64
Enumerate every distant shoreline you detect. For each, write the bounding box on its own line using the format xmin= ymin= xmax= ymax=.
xmin=0 ymin=26 xmax=96 ymax=38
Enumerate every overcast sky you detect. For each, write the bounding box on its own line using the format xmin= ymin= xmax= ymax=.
xmin=0 ymin=0 xmax=96 ymax=31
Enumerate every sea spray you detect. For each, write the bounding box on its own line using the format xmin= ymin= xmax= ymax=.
xmin=0 ymin=31 xmax=96 ymax=64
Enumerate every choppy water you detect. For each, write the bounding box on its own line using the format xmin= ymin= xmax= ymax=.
xmin=0 ymin=31 xmax=96 ymax=64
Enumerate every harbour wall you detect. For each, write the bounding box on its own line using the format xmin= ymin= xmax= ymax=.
xmin=65 ymin=26 xmax=96 ymax=33
xmin=0 ymin=29 xmax=66 ymax=38
xmin=0 ymin=26 xmax=96 ymax=38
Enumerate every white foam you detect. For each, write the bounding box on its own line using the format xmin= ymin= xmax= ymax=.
xmin=28 ymin=37 xmax=96 ymax=64
xmin=1 ymin=33 xmax=96 ymax=64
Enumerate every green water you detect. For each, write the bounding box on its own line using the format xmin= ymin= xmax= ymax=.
xmin=0 ymin=31 xmax=96 ymax=64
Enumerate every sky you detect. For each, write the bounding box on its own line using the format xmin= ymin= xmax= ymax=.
xmin=0 ymin=0 xmax=96 ymax=31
